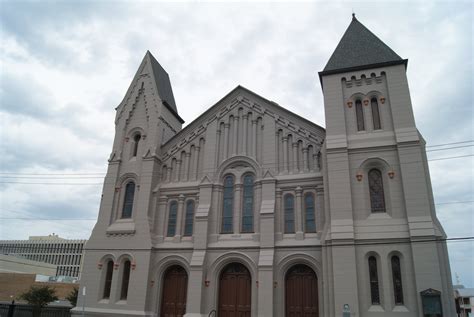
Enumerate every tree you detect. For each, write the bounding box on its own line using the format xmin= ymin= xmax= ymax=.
xmin=66 ymin=287 xmax=78 ymax=307
xmin=19 ymin=285 xmax=58 ymax=317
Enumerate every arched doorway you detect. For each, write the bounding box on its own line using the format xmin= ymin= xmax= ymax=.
xmin=218 ymin=262 xmax=251 ymax=317
xmin=160 ymin=265 xmax=188 ymax=317
xmin=285 ymin=264 xmax=318 ymax=317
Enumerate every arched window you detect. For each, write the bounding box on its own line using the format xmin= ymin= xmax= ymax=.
xmin=121 ymin=182 xmax=135 ymax=218
xmin=102 ymin=260 xmax=114 ymax=299
xmin=184 ymin=200 xmax=194 ymax=236
xmin=120 ymin=260 xmax=131 ymax=300
xmin=368 ymin=256 xmax=380 ymax=305
xmin=167 ymin=201 xmax=178 ymax=237
xmin=241 ymin=174 xmax=254 ymax=233
xmin=284 ymin=194 xmax=295 ymax=233
xmin=368 ymin=169 xmax=386 ymax=213
xmin=391 ymin=255 xmax=404 ymax=305
xmin=304 ymin=193 xmax=316 ymax=233
xmin=221 ymin=175 xmax=234 ymax=233
xmin=132 ymin=134 xmax=141 ymax=157
xmin=356 ymin=99 xmax=365 ymax=131
xmin=371 ymin=97 xmax=381 ymax=130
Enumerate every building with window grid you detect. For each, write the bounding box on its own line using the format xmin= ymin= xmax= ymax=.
xmin=0 ymin=234 xmax=86 ymax=277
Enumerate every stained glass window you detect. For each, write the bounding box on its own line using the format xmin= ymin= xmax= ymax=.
xmin=242 ymin=175 xmax=254 ymax=233
xmin=369 ymin=169 xmax=386 ymax=213
xmin=284 ymin=194 xmax=295 ymax=233
xmin=371 ymin=98 xmax=381 ymax=130
xmin=103 ymin=260 xmax=113 ymax=299
xmin=121 ymin=182 xmax=135 ymax=218
xmin=184 ymin=200 xmax=194 ymax=236
xmin=132 ymin=134 xmax=141 ymax=157
xmin=167 ymin=201 xmax=178 ymax=237
xmin=391 ymin=256 xmax=404 ymax=305
xmin=304 ymin=193 xmax=316 ymax=233
xmin=120 ymin=260 xmax=131 ymax=300
xmin=222 ymin=175 xmax=234 ymax=233
xmin=356 ymin=100 xmax=365 ymax=131
xmin=368 ymin=256 xmax=380 ymax=305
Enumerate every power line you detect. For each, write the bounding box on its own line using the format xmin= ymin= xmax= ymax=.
xmin=426 ymin=140 xmax=473 ymax=148
xmin=426 ymin=145 xmax=474 ymax=152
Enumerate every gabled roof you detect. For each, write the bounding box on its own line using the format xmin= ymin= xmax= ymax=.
xmin=147 ymin=51 xmax=178 ymax=113
xmin=320 ymin=15 xmax=407 ymax=77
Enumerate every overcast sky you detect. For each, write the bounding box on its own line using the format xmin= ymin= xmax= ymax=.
xmin=1 ymin=1 xmax=473 ymax=286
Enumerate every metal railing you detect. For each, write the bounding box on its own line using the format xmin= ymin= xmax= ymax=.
xmin=0 ymin=303 xmax=71 ymax=317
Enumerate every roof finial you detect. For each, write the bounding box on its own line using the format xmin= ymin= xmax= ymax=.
xmin=352 ymin=10 xmax=356 ymax=21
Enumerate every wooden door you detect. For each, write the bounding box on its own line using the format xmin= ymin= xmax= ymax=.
xmin=218 ymin=263 xmax=251 ymax=317
xmin=285 ymin=265 xmax=318 ymax=317
xmin=161 ymin=265 xmax=188 ymax=317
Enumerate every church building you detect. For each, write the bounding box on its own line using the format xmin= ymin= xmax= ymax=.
xmin=74 ymin=16 xmax=456 ymax=316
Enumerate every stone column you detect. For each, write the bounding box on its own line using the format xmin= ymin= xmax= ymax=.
xmin=174 ymin=194 xmax=185 ymax=241
xmin=215 ymin=128 xmax=222 ymax=163
xmin=302 ymin=148 xmax=309 ymax=172
xmin=184 ymin=152 xmax=191 ymax=182
xmin=275 ymin=132 xmax=280 ymax=174
xmin=166 ymin=167 xmax=172 ymax=182
xmin=193 ymin=146 xmax=200 ymax=181
xmin=173 ymin=160 xmax=181 ymax=182
xmin=252 ymin=120 xmax=257 ymax=158
xmin=295 ymin=186 xmax=303 ymax=240
xmin=156 ymin=196 xmax=168 ymax=243
xmin=242 ymin=115 xmax=248 ymax=155
xmin=282 ymin=137 xmax=288 ymax=174
xmin=316 ymin=188 xmax=324 ymax=232
xmin=292 ymin=142 xmax=298 ymax=173
xmin=223 ymin=123 xmax=230 ymax=160
xmin=233 ymin=183 xmax=242 ymax=234
xmin=275 ymin=189 xmax=282 ymax=240
xmin=232 ymin=116 xmax=238 ymax=156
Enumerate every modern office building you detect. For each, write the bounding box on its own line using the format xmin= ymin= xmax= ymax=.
xmin=75 ymin=15 xmax=456 ymax=316
xmin=0 ymin=234 xmax=86 ymax=277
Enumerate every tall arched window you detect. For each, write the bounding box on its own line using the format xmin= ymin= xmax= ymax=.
xmin=120 ymin=260 xmax=131 ymax=300
xmin=304 ymin=193 xmax=316 ymax=233
xmin=371 ymin=97 xmax=381 ymax=130
xmin=369 ymin=169 xmax=386 ymax=213
xmin=368 ymin=256 xmax=380 ymax=305
xmin=121 ymin=182 xmax=135 ymax=218
xmin=221 ymin=175 xmax=234 ymax=233
xmin=284 ymin=194 xmax=295 ymax=233
xmin=391 ymin=255 xmax=404 ymax=305
xmin=132 ymin=134 xmax=141 ymax=157
xmin=103 ymin=260 xmax=114 ymax=299
xmin=241 ymin=174 xmax=254 ymax=233
xmin=184 ymin=200 xmax=194 ymax=236
xmin=356 ymin=99 xmax=365 ymax=131
xmin=167 ymin=201 xmax=178 ymax=237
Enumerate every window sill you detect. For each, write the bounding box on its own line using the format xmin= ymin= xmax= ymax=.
xmin=106 ymin=220 xmax=135 ymax=235
xmin=116 ymin=300 xmax=127 ymax=305
xmin=98 ymin=299 xmax=109 ymax=304
xmin=368 ymin=305 xmax=384 ymax=312
xmin=368 ymin=212 xmax=391 ymax=220
xmin=392 ymin=305 xmax=409 ymax=312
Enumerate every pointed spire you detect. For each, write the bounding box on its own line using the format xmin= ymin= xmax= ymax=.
xmin=145 ymin=51 xmax=178 ymax=112
xmin=321 ymin=16 xmax=406 ymax=75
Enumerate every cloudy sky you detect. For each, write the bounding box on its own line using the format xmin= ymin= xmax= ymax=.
xmin=1 ymin=1 xmax=472 ymax=286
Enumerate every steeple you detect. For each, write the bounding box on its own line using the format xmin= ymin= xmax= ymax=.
xmin=320 ymin=16 xmax=407 ymax=76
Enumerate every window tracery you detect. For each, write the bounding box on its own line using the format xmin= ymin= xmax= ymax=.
xmin=284 ymin=194 xmax=295 ymax=233
xmin=369 ymin=169 xmax=386 ymax=213
xmin=222 ymin=175 xmax=234 ymax=233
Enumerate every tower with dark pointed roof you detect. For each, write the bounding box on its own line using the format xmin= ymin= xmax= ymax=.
xmin=319 ymin=16 xmax=455 ymax=316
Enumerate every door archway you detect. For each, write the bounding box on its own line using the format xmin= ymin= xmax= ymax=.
xmin=285 ymin=264 xmax=318 ymax=317
xmin=218 ymin=262 xmax=251 ymax=317
xmin=160 ymin=265 xmax=188 ymax=317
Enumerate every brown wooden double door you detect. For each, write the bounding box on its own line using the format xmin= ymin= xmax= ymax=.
xmin=218 ymin=263 xmax=251 ymax=317
xmin=285 ymin=265 xmax=318 ymax=317
xmin=161 ymin=265 xmax=188 ymax=317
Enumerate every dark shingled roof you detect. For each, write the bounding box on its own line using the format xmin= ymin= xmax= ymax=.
xmin=321 ymin=15 xmax=405 ymax=75
xmin=147 ymin=51 xmax=178 ymax=113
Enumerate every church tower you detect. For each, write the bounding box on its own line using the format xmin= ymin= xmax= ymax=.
xmin=319 ymin=15 xmax=456 ymax=316
xmin=76 ymin=52 xmax=183 ymax=314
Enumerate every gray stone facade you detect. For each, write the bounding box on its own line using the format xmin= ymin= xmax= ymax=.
xmin=74 ymin=17 xmax=456 ymax=317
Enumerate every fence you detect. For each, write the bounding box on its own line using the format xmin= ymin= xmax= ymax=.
xmin=0 ymin=303 xmax=71 ymax=317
